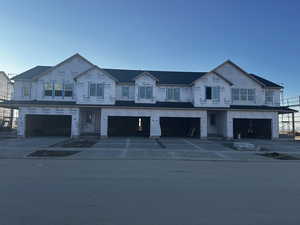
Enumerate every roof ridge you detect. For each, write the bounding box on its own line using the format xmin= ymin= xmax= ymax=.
xmin=103 ymin=68 xmax=206 ymax=74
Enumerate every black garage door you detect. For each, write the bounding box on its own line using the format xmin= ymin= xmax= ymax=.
xmin=233 ymin=119 xmax=272 ymax=139
xmin=25 ymin=115 xmax=72 ymax=137
xmin=108 ymin=116 xmax=150 ymax=137
xmin=160 ymin=117 xmax=200 ymax=138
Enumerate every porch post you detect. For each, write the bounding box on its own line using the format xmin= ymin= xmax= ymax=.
xmin=200 ymin=111 xmax=207 ymax=139
xmin=150 ymin=114 xmax=161 ymax=138
xmin=100 ymin=111 xmax=108 ymax=138
xmin=292 ymin=112 xmax=295 ymax=140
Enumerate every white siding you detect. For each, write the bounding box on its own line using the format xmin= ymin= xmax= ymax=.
xmin=76 ymin=68 xmax=116 ymax=105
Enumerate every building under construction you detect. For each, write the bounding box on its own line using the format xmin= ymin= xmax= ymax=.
xmin=280 ymin=95 xmax=300 ymax=139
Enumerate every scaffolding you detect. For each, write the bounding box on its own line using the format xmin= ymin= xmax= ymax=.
xmin=280 ymin=94 xmax=300 ymax=139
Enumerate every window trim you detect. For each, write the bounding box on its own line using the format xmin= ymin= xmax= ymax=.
xmin=138 ymin=86 xmax=153 ymax=99
xmin=89 ymin=82 xmax=104 ymax=98
xmin=121 ymin=86 xmax=130 ymax=98
xmin=22 ymin=86 xmax=30 ymax=97
xmin=166 ymin=87 xmax=180 ymax=101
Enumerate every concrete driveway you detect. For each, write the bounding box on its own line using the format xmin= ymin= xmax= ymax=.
xmin=0 ymin=137 xmax=300 ymax=161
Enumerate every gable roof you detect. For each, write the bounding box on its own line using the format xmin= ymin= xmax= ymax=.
xmin=11 ymin=55 xmax=283 ymax=88
xmin=74 ymin=65 xmax=119 ymax=81
xmin=132 ymin=71 xmax=159 ymax=82
xmin=103 ymin=68 xmax=205 ymax=85
xmin=249 ymin=73 xmax=283 ymax=88
xmin=11 ymin=66 xmax=51 ymax=80
xmin=32 ymin=53 xmax=94 ymax=80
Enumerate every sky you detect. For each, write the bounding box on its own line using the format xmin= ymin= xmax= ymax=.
xmin=0 ymin=0 xmax=299 ymax=97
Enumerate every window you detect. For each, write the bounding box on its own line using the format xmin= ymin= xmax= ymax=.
xmin=64 ymin=83 xmax=73 ymax=97
xmin=206 ymin=86 xmax=220 ymax=101
xmin=54 ymin=83 xmax=63 ymax=96
xmin=232 ymin=88 xmax=255 ymax=101
xmin=89 ymin=83 xmax=104 ymax=98
xmin=265 ymin=90 xmax=274 ymax=103
xmin=212 ymin=87 xmax=220 ymax=101
xmin=232 ymin=88 xmax=239 ymax=101
xmin=22 ymin=87 xmax=30 ymax=97
xmin=166 ymin=88 xmax=180 ymax=100
xmin=122 ymin=86 xmax=130 ymax=98
xmin=44 ymin=82 xmax=53 ymax=96
xmin=138 ymin=86 xmax=153 ymax=99
xmin=248 ymin=89 xmax=255 ymax=101
xmin=206 ymin=87 xmax=212 ymax=100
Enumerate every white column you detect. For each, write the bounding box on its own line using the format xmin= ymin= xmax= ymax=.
xmin=150 ymin=113 xmax=161 ymax=138
xmin=71 ymin=109 xmax=80 ymax=138
xmin=100 ymin=111 xmax=108 ymax=138
xmin=17 ymin=108 xmax=25 ymax=137
xmin=200 ymin=111 xmax=207 ymax=139
xmin=272 ymin=112 xmax=279 ymax=139
xmin=226 ymin=111 xmax=233 ymax=139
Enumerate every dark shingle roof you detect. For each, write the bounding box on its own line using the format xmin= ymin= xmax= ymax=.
xmin=249 ymin=74 xmax=283 ymax=88
xmin=12 ymin=66 xmax=51 ymax=80
xmin=11 ymin=65 xmax=282 ymax=88
xmin=103 ymin=68 xmax=205 ymax=85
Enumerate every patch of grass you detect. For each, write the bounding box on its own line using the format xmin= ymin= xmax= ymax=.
xmin=28 ymin=150 xmax=80 ymax=157
xmin=258 ymin=152 xmax=300 ymax=160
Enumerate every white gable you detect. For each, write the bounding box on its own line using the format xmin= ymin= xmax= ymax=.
xmin=36 ymin=55 xmax=93 ymax=82
xmin=214 ymin=62 xmax=261 ymax=89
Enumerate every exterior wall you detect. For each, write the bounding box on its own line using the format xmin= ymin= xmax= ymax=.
xmin=14 ymin=56 xmax=93 ymax=101
xmin=156 ymin=86 xmax=192 ymax=102
xmin=193 ymin=72 xmax=231 ymax=107
xmin=17 ymin=106 xmax=80 ymax=137
xmin=76 ymin=68 xmax=116 ymax=105
xmin=134 ymin=75 xmax=157 ymax=103
xmin=100 ymin=108 xmax=207 ymax=138
xmin=226 ymin=110 xmax=279 ymax=139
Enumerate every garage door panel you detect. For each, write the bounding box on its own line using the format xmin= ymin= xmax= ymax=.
xmin=160 ymin=117 xmax=200 ymax=138
xmin=26 ymin=115 xmax=72 ymax=137
xmin=233 ymin=119 xmax=271 ymax=139
xmin=108 ymin=116 xmax=150 ymax=137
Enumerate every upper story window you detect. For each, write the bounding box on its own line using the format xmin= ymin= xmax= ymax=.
xmin=22 ymin=87 xmax=30 ymax=97
xmin=138 ymin=86 xmax=153 ymax=99
xmin=44 ymin=82 xmax=53 ymax=96
xmin=265 ymin=89 xmax=274 ymax=103
xmin=232 ymin=88 xmax=256 ymax=102
xmin=64 ymin=83 xmax=73 ymax=97
xmin=122 ymin=86 xmax=130 ymax=98
xmin=44 ymin=82 xmax=73 ymax=97
xmin=54 ymin=83 xmax=63 ymax=96
xmin=166 ymin=88 xmax=180 ymax=101
xmin=89 ymin=83 xmax=104 ymax=98
xmin=206 ymin=86 xmax=220 ymax=101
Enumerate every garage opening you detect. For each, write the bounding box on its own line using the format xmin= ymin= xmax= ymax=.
xmin=108 ymin=116 xmax=150 ymax=137
xmin=160 ymin=117 xmax=200 ymax=138
xmin=25 ymin=115 xmax=72 ymax=137
xmin=233 ymin=119 xmax=272 ymax=139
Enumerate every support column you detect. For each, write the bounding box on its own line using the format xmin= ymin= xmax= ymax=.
xmin=100 ymin=111 xmax=108 ymax=138
xmin=225 ymin=111 xmax=233 ymax=140
xmin=292 ymin=112 xmax=295 ymax=140
xmin=17 ymin=109 xmax=25 ymax=138
xmin=71 ymin=109 xmax=80 ymax=138
xmin=150 ymin=114 xmax=161 ymax=138
xmin=200 ymin=111 xmax=207 ymax=139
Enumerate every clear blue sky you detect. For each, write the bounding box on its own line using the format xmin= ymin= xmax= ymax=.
xmin=0 ymin=0 xmax=299 ymax=97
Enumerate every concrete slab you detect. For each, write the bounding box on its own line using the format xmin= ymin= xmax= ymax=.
xmin=0 ymin=137 xmax=69 ymax=148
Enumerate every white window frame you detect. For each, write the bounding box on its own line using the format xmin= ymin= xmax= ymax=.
xmin=22 ymin=87 xmax=30 ymax=97
xmin=232 ymin=88 xmax=256 ymax=102
xmin=138 ymin=86 xmax=153 ymax=99
xmin=121 ymin=86 xmax=130 ymax=98
xmin=166 ymin=87 xmax=180 ymax=101
xmin=265 ymin=89 xmax=274 ymax=103
xmin=89 ymin=83 xmax=104 ymax=98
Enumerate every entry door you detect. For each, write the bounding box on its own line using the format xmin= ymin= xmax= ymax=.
xmin=81 ymin=111 xmax=97 ymax=134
